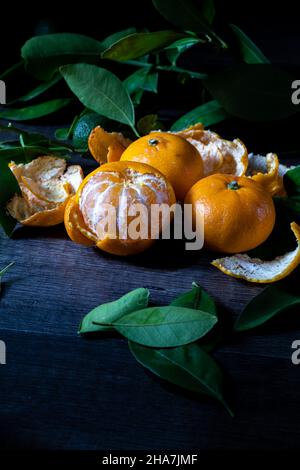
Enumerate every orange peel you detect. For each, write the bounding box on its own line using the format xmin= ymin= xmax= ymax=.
xmin=174 ymin=126 xmax=248 ymax=177
xmin=6 ymin=156 xmax=83 ymax=227
xmin=88 ymin=126 xmax=131 ymax=164
xmin=211 ymin=222 xmax=300 ymax=283
xmin=247 ymin=153 xmax=290 ymax=196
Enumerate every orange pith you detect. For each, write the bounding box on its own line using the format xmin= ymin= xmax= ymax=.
xmin=64 ymin=161 xmax=176 ymax=256
xmin=185 ymin=173 xmax=276 ymax=254
xmin=120 ymin=132 xmax=203 ymax=200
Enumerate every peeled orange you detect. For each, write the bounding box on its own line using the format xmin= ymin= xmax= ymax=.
xmin=64 ymin=160 xmax=176 ymax=256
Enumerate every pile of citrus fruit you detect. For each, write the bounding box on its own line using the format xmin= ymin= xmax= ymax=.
xmin=6 ymin=123 xmax=300 ymax=283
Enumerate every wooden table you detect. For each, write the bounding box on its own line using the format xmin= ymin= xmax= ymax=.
xmin=0 ymin=125 xmax=300 ymax=451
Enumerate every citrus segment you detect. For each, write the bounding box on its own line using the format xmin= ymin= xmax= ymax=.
xmin=65 ymin=161 xmax=176 ymax=256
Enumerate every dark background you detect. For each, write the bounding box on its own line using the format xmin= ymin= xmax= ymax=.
xmin=1 ymin=0 xmax=300 ymax=153
xmin=1 ymin=0 xmax=300 ymax=454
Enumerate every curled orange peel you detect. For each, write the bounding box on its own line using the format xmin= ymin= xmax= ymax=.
xmin=212 ymin=222 xmax=300 ymax=283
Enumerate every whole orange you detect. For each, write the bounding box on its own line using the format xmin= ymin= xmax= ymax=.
xmin=120 ymin=132 xmax=203 ymax=200
xmin=64 ymin=161 xmax=176 ymax=256
xmin=184 ymin=174 xmax=276 ymax=253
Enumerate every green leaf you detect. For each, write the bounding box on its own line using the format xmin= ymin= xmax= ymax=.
xmin=102 ymin=30 xmax=185 ymax=61
xmin=55 ymin=128 xmax=69 ymax=141
xmin=79 ymin=288 xmax=150 ymax=334
xmin=97 ymin=306 xmax=217 ymax=347
xmin=202 ymin=0 xmax=215 ymax=25
xmin=284 ymin=166 xmax=300 ymax=197
xmin=171 ymin=99 xmax=227 ymax=130
xmin=157 ymin=65 xmax=207 ymax=79
xmin=235 ymin=283 xmax=300 ymax=332
xmin=9 ymin=74 xmax=61 ymax=104
xmin=166 ymin=37 xmax=202 ymax=65
xmin=230 ymin=24 xmax=270 ymax=64
xmin=0 ymin=155 xmax=19 ymax=236
xmin=60 ymin=64 xmax=135 ymax=129
xmin=129 ymin=341 xmax=233 ymax=415
xmin=204 ymin=64 xmax=297 ymax=122
xmin=152 ymin=0 xmax=227 ymax=48
xmin=22 ymin=33 xmax=104 ymax=80
xmin=0 ymin=262 xmax=15 ymax=292
xmin=101 ymin=28 xmax=137 ymax=50
xmin=0 ymin=98 xmax=72 ymax=121
xmin=143 ymin=72 xmax=158 ymax=92
xmin=0 ymin=60 xmax=24 ymax=80
xmin=124 ymin=68 xmax=158 ymax=105
xmin=137 ymin=114 xmax=163 ymax=135
xmin=170 ymin=282 xmax=222 ymax=352
xmin=124 ymin=68 xmax=151 ymax=95
xmin=170 ymin=282 xmax=217 ymax=315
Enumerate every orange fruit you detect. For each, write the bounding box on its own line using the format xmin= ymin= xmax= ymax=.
xmin=185 ymin=174 xmax=276 ymax=254
xmin=120 ymin=132 xmax=203 ymax=200
xmin=64 ymin=161 xmax=176 ymax=256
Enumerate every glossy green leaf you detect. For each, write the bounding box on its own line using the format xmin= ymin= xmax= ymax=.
xmin=152 ymin=0 xmax=227 ymax=48
xmin=79 ymin=288 xmax=150 ymax=334
xmin=170 ymin=282 xmax=217 ymax=315
xmin=137 ymin=114 xmax=163 ymax=135
xmin=205 ymin=64 xmax=297 ymax=121
xmin=284 ymin=166 xmax=300 ymax=197
xmin=124 ymin=68 xmax=151 ymax=95
xmin=202 ymin=0 xmax=215 ymax=25
xmin=9 ymin=74 xmax=61 ymax=104
xmin=22 ymin=33 xmax=104 ymax=80
xmin=166 ymin=37 xmax=202 ymax=65
xmin=235 ymin=283 xmax=300 ymax=332
xmin=55 ymin=128 xmax=69 ymax=141
xmin=171 ymin=99 xmax=227 ymax=130
xmin=230 ymin=24 xmax=270 ymax=64
xmin=157 ymin=65 xmax=206 ymax=79
xmin=97 ymin=306 xmax=217 ymax=347
xmin=170 ymin=282 xmax=222 ymax=352
xmin=60 ymin=64 xmax=135 ymax=129
xmin=129 ymin=341 xmax=233 ymax=415
xmin=0 ymin=60 xmax=24 ymax=80
xmin=101 ymin=28 xmax=137 ymax=50
xmin=0 ymin=98 xmax=72 ymax=121
xmin=102 ymin=30 xmax=185 ymax=61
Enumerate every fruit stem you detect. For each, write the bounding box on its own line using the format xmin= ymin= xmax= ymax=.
xmin=227 ymin=181 xmax=240 ymax=190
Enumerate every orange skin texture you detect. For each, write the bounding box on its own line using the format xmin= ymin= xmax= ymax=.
xmin=88 ymin=126 xmax=131 ymax=164
xmin=120 ymin=132 xmax=203 ymax=201
xmin=185 ymin=174 xmax=276 ymax=254
xmin=64 ymin=161 xmax=176 ymax=256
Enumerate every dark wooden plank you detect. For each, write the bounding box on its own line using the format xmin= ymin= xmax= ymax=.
xmin=1 ymin=124 xmax=300 ymax=450
xmin=0 ymin=329 xmax=299 ymax=450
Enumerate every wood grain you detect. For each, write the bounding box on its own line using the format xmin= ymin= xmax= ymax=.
xmin=0 ymin=126 xmax=300 ymax=449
